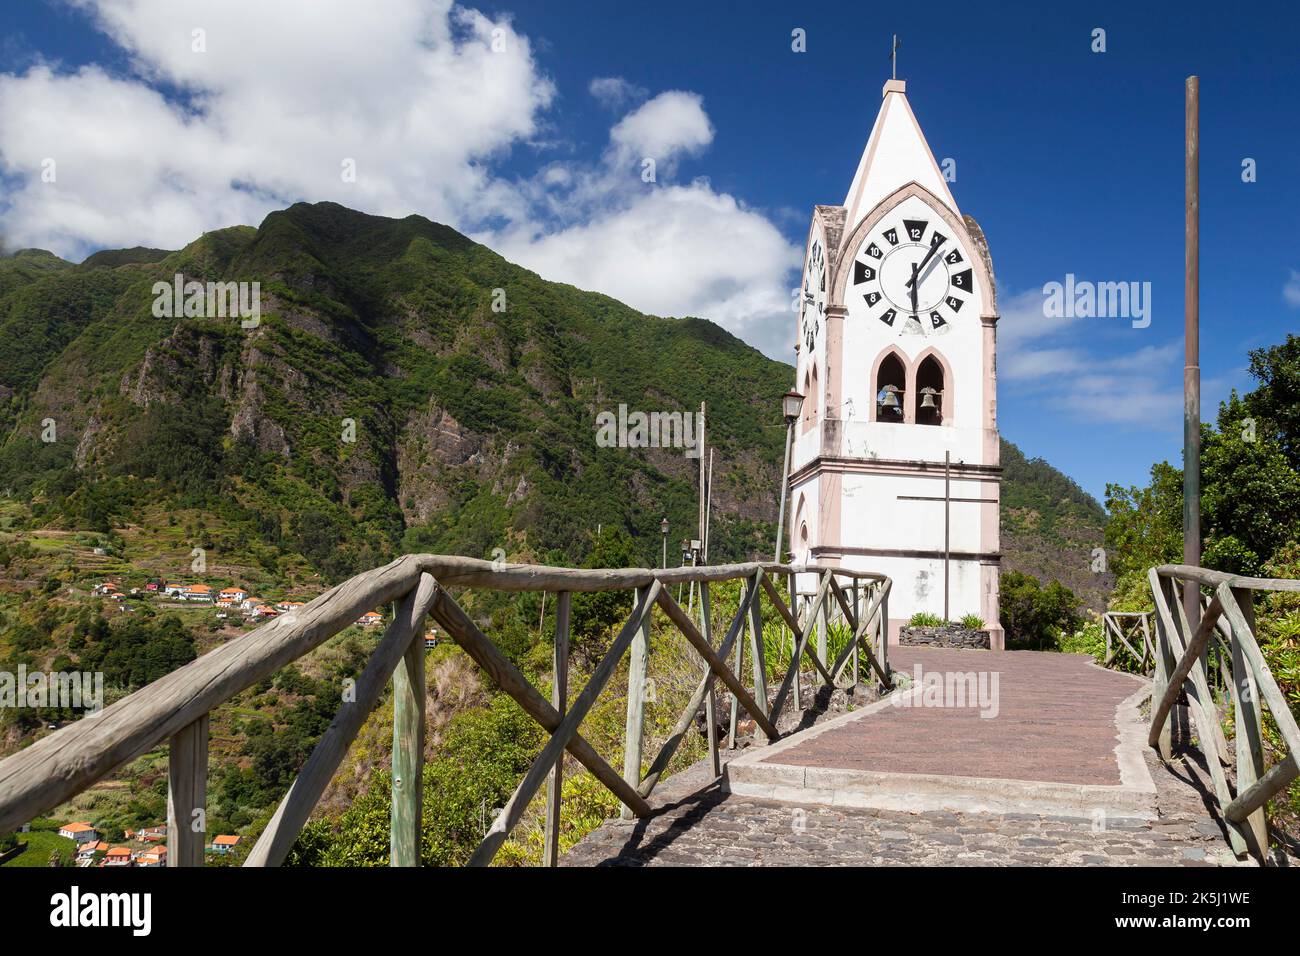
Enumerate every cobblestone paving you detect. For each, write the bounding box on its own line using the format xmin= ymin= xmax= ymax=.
xmin=564 ymin=704 xmax=1291 ymax=868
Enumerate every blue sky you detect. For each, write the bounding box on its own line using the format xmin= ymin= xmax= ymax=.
xmin=1 ymin=0 xmax=1297 ymax=505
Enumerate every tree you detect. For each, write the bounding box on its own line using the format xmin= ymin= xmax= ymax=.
xmin=1000 ymin=570 xmax=1083 ymax=650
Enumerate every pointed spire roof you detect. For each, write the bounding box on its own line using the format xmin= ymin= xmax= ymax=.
xmin=842 ymin=79 xmax=960 ymax=235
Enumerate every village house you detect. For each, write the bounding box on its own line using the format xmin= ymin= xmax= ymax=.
xmin=102 ymin=846 xmax=133 ymax=867
xmin=276 ymin=600 xmax=305 ymax=612
xmin=183 ymin=584 xmax=214 ymax=603
xmin=134 ymin=846 xmax=167 ymax=867
xmin=424 ymin=630 xmax=438 ymax=649
xmin=220 ymin=586 xmax=249 ymax=604
xmin=209 ymin=834 xmax=241 ymax=855
xmin=163 ymin=583 xmax=187 ymax=597
xmin=137 ymin=824 xmax=167 ymax=842
xmin=92 ymin=581 xmax=118 ymax=596
xmin=57 ymin=822 xmax=99 ymax=843
xmin=75 ymin=840 xmax=108 ymax=862
xmin=251 ymin=604 xmax=279 ymax=620
xmin=358 ymin=611 xmax=384 ymax=628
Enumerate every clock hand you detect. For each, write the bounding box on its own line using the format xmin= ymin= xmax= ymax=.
xmin=906 ymin=236 xmax=946 ymax=289
xmin=909 ymin=262 xmax=919 ymax=317
xmin=916 ymin=250 xmax=947 ymax=292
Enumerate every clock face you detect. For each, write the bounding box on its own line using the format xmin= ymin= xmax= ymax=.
xmin=850 ymin=207 xmax=973 ymax=335
xmin=800 ymin=238 xmax=827 ymax=351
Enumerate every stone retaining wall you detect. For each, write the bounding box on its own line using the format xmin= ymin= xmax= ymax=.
xmin=899 ymin=625 xmax=991 ymax=649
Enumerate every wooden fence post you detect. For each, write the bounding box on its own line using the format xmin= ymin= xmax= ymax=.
xmin=879 ymin=586 xmax=890 ymax=684
xmin=621 ymin=586 xmax=650 ymax=819
xmin=1149 ymin=572 xmax=1173 ymax=760
xmin=851 ymin=580 xmax=861 ymax=687
xmin=544 ymin=592 xmax=570 ymax=866
xmin=1230 ymin=587 xmax=1268 ymax=853
xmin=390 ymin=624 xmax=426 ymax=867
xmin=728 ymin=589 xmax=745 ymax=749
xmin=791 ymin=588 xmax=801 ymax=713
xmin=816 ymin=598 xmax=828 ymax=686
xmin=701 ymin=582 xmax=720 ymax=779
xmin=167 ymin=713 xmax=208 ymax=867
xmin=748 ymin=573 xmax=768 ymax=717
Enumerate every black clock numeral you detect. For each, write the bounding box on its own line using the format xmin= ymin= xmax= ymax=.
xmin=854 ymin=261 xmax=876 ymax=284
xmin=903 ymin=219 xmax=928 ymax=242
xmin=864 ymin=290 xmax=882 ymax=308
xmin=865 ymin=242 xmax=883 ymax=259
xmin=945 ymin=295 xmax=964 ymax=312
xmin=930 ymin=231 xmax=948 ymax=249
xmin=944 ymin=248 xmax=964 ymax=265
xmin=950 ymin=268 xmax=973 ymax=292
xmin=879 ymin=308 xmax=897 ymax=327
xmin=882 ymin=227 xmax=899 ymax=246
xmin=930 ymin=311 xmax=947 ymax=329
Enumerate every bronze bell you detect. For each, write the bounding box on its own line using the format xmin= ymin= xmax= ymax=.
xmin=881 ymin=385 xmax=901 ymax=410
xmin=920 ymin=387 xmax=940 ymax=410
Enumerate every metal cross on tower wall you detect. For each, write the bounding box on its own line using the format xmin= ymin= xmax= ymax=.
xmin=896 ymin=451 xmax=997 ymax=620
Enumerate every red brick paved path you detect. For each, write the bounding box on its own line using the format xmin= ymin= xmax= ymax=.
xmin=766 ymin=648 xmax=1142 ymax=786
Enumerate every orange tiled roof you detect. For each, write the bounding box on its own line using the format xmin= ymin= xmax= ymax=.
xmin=213 ymin=834 xmax=240 ymax=846
xmin=61 ymin=822 xmax=95 ymax=833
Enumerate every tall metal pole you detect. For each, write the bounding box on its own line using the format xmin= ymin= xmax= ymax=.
xmin=774 ymin=420 xmax=793 ymax=562
xmin=1183 ymin=76 xmax=1201 ymax=625
xmin=690 ymin=402 xmax=706 ymax=612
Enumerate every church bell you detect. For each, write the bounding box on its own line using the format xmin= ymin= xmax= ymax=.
xmin=919 ymin=387 xmax=940 ymax=410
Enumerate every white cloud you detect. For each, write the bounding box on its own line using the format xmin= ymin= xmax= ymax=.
xmin=486 ymin=90 xmax=797 ymax=355
xmin=1285 ymin=268 xmax=1300 ymax=307
xmin=609 ymin=91 xmax=713 ymax=163
xmin=998 ymin=284 xmax=1182 ymax=426
xmin=588 ymin=76 xmax=646 ymax=111
xmin=0 ymin=0 xmax=552 ymax=255
xmin=0 ymin=2 xmax=801 ymax=359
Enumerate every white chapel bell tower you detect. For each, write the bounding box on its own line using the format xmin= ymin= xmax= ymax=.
xmin=788 ymin=77 xmax=1004 ymax=649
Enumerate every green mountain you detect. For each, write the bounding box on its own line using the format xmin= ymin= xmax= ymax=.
xmin=0 ymin=203 xmax=787 ymax=583
xmin=1000 ymin=439 xmax=1110 ymax=611
xmin=0 ymin=202 xmax=1105 ymax=603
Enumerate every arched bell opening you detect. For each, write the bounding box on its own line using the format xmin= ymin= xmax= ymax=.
xmin=915 ymin=355 xmax=945 ymax=426
xmin=874 ymin=352 xmax=906 ymax=423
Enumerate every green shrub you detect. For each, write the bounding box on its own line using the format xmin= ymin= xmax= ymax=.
xmin=907 ymin=612 xmax=944 ymax=628
xmin=1000 ymin=570 xmax=1082 ymax=650
xmin=1057 ymin=621 xmax=1107 ymax=662
xmin=958 ymin=613 xmax=985 ymax=630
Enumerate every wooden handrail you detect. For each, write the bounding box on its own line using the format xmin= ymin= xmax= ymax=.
xmin=0 ymin=555 xmax=891 ymax=866
xmin=1146 ymin=565 xmax=1300 ymax=864
xmin=1155 ymin=563 xmax=1300 ymax=593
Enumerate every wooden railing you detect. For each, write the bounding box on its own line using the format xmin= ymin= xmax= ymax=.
xmin=1102 ymin=610 xmax=1154 ymax=672
xmin=0 ymin=555 xmax=891 ymax=867
xmin=1148 ymin=564 xmax=1300 ymax=862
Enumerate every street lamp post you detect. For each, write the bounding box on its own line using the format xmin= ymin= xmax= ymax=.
xmin=660 ymin=517 xmax=669 ymax=570
xmin=774 ymin=389 xmax=805 ymax=562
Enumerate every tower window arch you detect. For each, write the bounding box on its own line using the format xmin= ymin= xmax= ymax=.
xmin=873 ymin=352 xmax=906 ymax=422
xmin=915 ymin=354 xmax=946 ymax=426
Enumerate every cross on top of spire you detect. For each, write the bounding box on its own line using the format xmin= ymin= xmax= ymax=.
xmin=890 ymin=34 xmax=901 ymax=81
